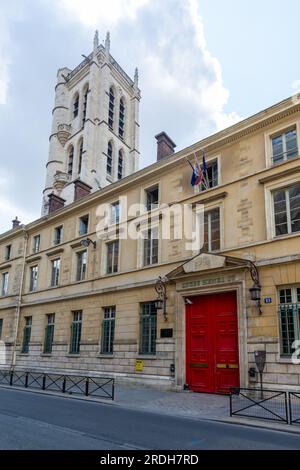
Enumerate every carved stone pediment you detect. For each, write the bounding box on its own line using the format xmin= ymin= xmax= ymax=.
xmin=183 ymin=253 xmax=226 ymax=273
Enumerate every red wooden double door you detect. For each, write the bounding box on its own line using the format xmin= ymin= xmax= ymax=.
xmin=186 ymin=291 xmax=240 ymax=394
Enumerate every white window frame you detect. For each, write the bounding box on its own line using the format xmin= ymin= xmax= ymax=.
xmin=264 ymin=121 xmax=300 ymax=167
xmin=1 ymin=272 xmax=9 ymax=296
xmin=29 ymin=265 xmax=39 ymax=292
xmin=102 ymin=239 xmax=121 ymax=275
xmin=264 ymin=176 xmax=300 ymax=240
xmin=193 ymin=154 xmax=221 ymax=195
xmin=278 ymin=285 xmax=300 ymax=356
xmin=75 ymin=250 xmax=87 ymax=282
xmin=141 ymin=182 xmax=160 ymax=214
xmin=50 ymin=258 xmax=61 ymax=287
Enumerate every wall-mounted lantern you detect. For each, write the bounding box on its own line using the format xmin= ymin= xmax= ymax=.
xmin=155 ymin=276 xmax=168 ymax=321
xmin=248 ymin=261 xmax=262 ymax=314
xmin=80 ymin=238 xmax=97 ymax=249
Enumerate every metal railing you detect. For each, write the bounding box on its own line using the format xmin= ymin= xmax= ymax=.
xmin=230 ymin=387 xmax=289 ymax=423
xmin=289 ymin=392 xmax=300 ymax=425
xmin=0 ymin=369 xmax=114 ymax=400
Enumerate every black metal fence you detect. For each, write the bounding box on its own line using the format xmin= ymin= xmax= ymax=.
xmin=289 ymin=392 xmax=300 ymax=425
xmin=230 ymin=387 xmax=289 ymax=423
xmin=0 ymin=369 xmax=114 ymax=400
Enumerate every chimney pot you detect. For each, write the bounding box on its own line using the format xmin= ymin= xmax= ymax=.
xmin=155 ymin=132 xmax=176 ymax=161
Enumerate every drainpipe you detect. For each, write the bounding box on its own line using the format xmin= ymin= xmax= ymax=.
xmin=11 ymin=230 xmax=28 ymax=370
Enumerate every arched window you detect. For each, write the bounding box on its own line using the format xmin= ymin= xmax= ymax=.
xmin=78 ymin=139 xmax=83 ymax=175
xmin=118 ymin=150 xmax=123 ymax=180
xmin=119 ymin=98 xmax=125 ymax=139
xmin=73 ymin=93 xmax=79 ymax=119
xmin=82 ymin=85 xmax=88 ymax=126
xmin=108 ymin=87 xmax=115 ymax=129
xmin=67 ymin=145 xmax=74 ymax=176
xmin=107 ymin=141 xmax=113 ymax=176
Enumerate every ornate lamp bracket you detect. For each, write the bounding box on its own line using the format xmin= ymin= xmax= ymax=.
xmin=155 ymin=276 xmax=168 ymax=321
xmin=248 ymin=261 xmax=262 ymax=314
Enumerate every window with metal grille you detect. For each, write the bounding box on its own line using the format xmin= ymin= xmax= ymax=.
xmin=145 ymin=185 xmax=159 ymax=211
xmin=33 ymin=235 xmax=40 ymax=253
xmin=143 ymin=227 xmax=158 ymax=266
xmin=108 ymin=87 xmax=115 ymax=129
xmin=4 ymin=245 xmax=11 ymax=261
xmin=78 ymin=139 xmax=83 ymax=175
xmin=73 ymin=93 xmax=79 ymax=118
xmin=79 ymin=215 xmax=89 ymax=235
xmin=54 ymin=226 xmax=63 ymax=245
xmin=140 ymin=302 xmax=157 ymax=355
xmin=106 ymin=240 xmax=119 ymax=274
xmin=82 ymin=86 xmax=88 ymax=125
xmin=0 ymin=319 xmax=3 ymax=340
xmin=29 ymin=266 xmax=38 ymax=292
xmin=22 ymin=316 xmax=32 ymax=354
xmin=101 ymin=306 xmax=115 ymax=354
xmin=279 ymin=287 xmax=300 ymax=356
xmin=44 ymin=314 xmax=55 ymax=354
xmin=119 ymin=98 xmax=125 ymax=138
xmin=76 ymin=251 xmax=87 ymax=281
xmin=203 ymin=208 xmax=220 ymax=252
xmin=68 ymin=146 xmax=74 ymax=176
xmin=272 ymin=128 xmax=298 ymax=165
xmin=1 ymin=272 xmax=9 ymax=296
xmin=273 ymin=183 xmax=300 ymax=236
xmin=200 ymin=159 xmax=218 ymax=190
xmin=51 ymin=259 xmax=60 ymax=287
xmin=107 ymin=141 xmax=113 ymax=176
xmin=118 ymin=150 xmax=123 ymax=180
xmin=70 ymin=311 xmax=82 ymax=354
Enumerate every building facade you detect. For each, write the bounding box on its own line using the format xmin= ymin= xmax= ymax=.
xmin=1 ymin=69 xmax=300 ymax=391
xmin=42 ymin=31 xmax=141 ymax=215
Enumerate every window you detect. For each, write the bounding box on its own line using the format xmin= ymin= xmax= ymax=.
xmin=272 ymin=128 xmax=298 ymax=165
xmin=203 ymin=208 xmax=220 ymax=252
xmin=108 ymin=87 xmax=115 ymax=129
xmin=1 ymin=273 xmax=9 ymax=296
xmin=73 ymin=93 xmax=79 ymax=119
xmin=67 ymin=146 xmax=74 ymax=176
xmin=140 ymin=302 xmax=157 ymax=355
xmin=70 ymin=311 xmax=82 ymax=354
xmin=143 ymin=227 xmax=158 ymax=266
xmin=119 ymin=98 xmax=125 ymax=138
xmin=79 ymin=215 xmax=89 ymax=235
xmin=107 ymin=141 xmax=113 ymax=176
xmin=279 ymin=286 xmax=300 ymax=356
xmin=54 ymin=226 xmax=63 ymax=245
xmin=78 ymin=139 xmax=83 ymax=175
xmin=111 ymin=201 xmax=120 ymax=225
xmin=44 ymin=314 xmax=55 ymax=354
xmin=118 ymin=150 xmax=123 ymax=180
xmin=145 ymin=185 xmax=159 ymax=211
xmin=29 ymin=266 xmax=38 ymax=292
xmin=106 ymin=240 xmax=119 ymax=274
xmin=82 ymin=86 xmax=88 ymax=125
xmin=201 ymin=159 xmax=218 ymax=190
xmin=273 ymin=183 xmax=300 ymax=236
xmin=4 ymin=245 xmax=11 ymax=261
xmin=22 ymin=316 xmax=32 ymax=354
xmin=33 ymin=235 xmax=40 ymax=253
xmin=101 ymin=306 xmax=115 ymax=354
xmin=0 ymin=319 xmax=3 ymax=340
xmin=76 ymin=250 xmax=87 ymax=281
xmin=51 ymin=259 xmax=60 ymax=287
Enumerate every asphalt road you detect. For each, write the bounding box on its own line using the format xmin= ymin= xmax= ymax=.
xmin=0 ymin=387 xmax=299 ymax=450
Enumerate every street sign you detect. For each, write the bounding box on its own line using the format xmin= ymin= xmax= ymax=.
xmin=264 ymin=297 xmax=272 ymax=304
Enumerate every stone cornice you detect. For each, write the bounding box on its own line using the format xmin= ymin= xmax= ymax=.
xmin=46 ymin=248 xmax=64 ymax=257
xmin=258 ymin=165 xmax=300 ymax=184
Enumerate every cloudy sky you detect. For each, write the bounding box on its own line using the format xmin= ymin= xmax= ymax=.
xmin=0 ymin=0 xmax=300 ymax=233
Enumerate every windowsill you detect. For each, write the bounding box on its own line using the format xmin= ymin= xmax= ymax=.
xmin=19 ymin=353 xmax=29 ymax=356
xmin=98 ymin=354 xmax=115 ymax=359
xmin=136 ymin=355 xmax=157 ymax=360
xmin=273 ymin=232 xmax=300 ymax=241
xmin=67 ymin=353 xmax=81 ymax=357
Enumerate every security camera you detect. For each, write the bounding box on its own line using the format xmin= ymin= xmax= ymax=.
xmin=185 ymin=298 xmax=193 ymax=305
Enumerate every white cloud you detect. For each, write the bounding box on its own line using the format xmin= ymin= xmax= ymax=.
xmin=57 ymin=0 xmax=150 ymax=27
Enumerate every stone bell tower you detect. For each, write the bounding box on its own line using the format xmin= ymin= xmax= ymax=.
xmin=42 ymin=31 xmax=141 ymax=215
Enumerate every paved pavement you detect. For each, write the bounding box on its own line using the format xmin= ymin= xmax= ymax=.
xmin=0 ymin=387 xmax=300 ymax=450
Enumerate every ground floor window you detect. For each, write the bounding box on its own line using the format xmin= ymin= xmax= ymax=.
xmin=101 ymin=306 xmax=115 ymax=354
xmin=139 ymin=302 xmax=157 ymax=355
xmin=22 ymin=316 xmax=32 ymax=354
xmin=70 ymin=311 xmax=82 ymax=354
xmin=279 ymin=286 xmax=300 ymax=356
xmin=44 ymin=314 xmax=55 ymax=354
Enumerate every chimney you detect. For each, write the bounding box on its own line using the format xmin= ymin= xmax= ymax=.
xmin=155 ymin=132 xmax=176 ymax=161
xmin=48 ymin=193 xmax=65 ymax=214
xmin=74 ymin=179 xmax=92 ymax=202
xmin=12 ymin=217 xmax=21 ymax=229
